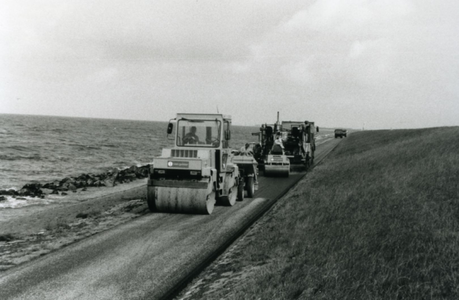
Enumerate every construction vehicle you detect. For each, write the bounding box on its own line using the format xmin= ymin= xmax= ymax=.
xmin=147 ymin=113 xmax=240 ymax=215
xmin=252 ymin=113 xmax=290 ymax=177
xmin=253 ymin=112 xmax=318 ymax=175
xmin=281 ymin=120 xmax=318 ymax=169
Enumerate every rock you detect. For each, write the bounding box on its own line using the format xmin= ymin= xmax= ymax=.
xmin=18 ymin=188 xmax=30 ymax=196
xmin=77 ymin=173 xmax=88 ymax=181
xmin=137 ymin=165 xmax=150 ymax=178
xmin=18 ymin=183 xmax=44 ymax=197
xmin=0 ymin=196 xmax=6 ymax=201
xmin=22 ymin=183 xmax=42 ymax=190
xmin=0 ymin=234 xmax=15 ymax=242
xmin=93 ymin=180 xmax=102 ymax=187
xmin=104 ymin=169 xmax=119 ymax=187
xmin=128 ymin=165 xmax=139 ymax=173
xmin=59 ymin=181 xmax=76 ymax=191
xmin=0 ymin=189 xmax=17 ymax=196
xmin=76 ymin=213 xmax=88 ymax=219
xmin=74 ymin=180 xmax=86 ymax=188
xmin=43 ymin=180 xmax=60 ymax=189
xmin=5 ymin=163 xmax=151 ymax=201
xmin=41 ymin=188 xmax=53 ymax=194
xmin=60 ymin=177 xmax=72 ymax=185
xmin=57 ymin=186 xmax=69 ymax=192
xmin=116 ymin=167 xmax=138 ymax=183
xmin=86 ymin=173 xmax=96 ymax=180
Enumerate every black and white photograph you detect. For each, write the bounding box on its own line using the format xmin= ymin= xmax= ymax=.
xmin=1 ymin=1 xmax=459 ymax=299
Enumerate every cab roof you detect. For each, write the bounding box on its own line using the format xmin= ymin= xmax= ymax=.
xmin=176 ymin=113 xmax=231 ymax=121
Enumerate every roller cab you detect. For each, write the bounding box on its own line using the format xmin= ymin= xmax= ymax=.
xmin=147 ymin=113 xmax=240 ymax=215
xmin=281 ymin=120 xmax=317 ymax=170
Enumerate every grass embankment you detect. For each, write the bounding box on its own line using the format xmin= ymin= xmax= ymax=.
xmin=209 ymin=127 xmax=459 ymax=299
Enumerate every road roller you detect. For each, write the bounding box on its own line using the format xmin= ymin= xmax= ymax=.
xmin=252 ymin=112 xmax=290 ymax=177
xmin=147 ymin=113 xmax=240 ymax=215
xmin=280 ymin=120 xmax=318 ymax=170
xmin=264 ymin=153 xmax=290 ymax=177
xmin=252 ymin=112 xmax=319 ymax=176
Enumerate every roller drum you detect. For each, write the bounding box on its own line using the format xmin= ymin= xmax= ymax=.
xmin=264 ymin=165 xmax=290 ymax=177
xmin=150 ymin=186 xmax=216 ymax=214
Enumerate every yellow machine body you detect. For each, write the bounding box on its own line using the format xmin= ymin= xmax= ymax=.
xmin=147 ymin=113 xmax=239 ymax=214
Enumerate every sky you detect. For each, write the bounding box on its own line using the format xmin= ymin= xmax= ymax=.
xmin=1 ymin=0 xmax=458 ymax=129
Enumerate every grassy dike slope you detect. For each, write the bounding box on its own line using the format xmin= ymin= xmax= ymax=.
xmin=197 ymin=127 xmax=459 ymax=299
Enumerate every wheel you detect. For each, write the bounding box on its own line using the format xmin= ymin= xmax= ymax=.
xmin=219 ymin=185 xmax=237 ymax=206
xmin=237 ymin=180 xmax=245 ymax=201
xmin=246 ymin=177 xmax=255 ymax=198
xmin=305 ymin=155 xmax=311 ymax=170
xmin=147 ymin=185 xmax=156 ymax=212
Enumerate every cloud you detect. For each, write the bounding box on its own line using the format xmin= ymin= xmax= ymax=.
xmin=86 ymin=67 xmax=119 ymax=84
xmin=240 ymin=0 xmax=419 ymax=92
xmin=1 ymin=0 xmax=459 ymax=129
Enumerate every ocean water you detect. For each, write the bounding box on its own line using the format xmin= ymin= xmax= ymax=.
xmin=0 ymin=114 xmax=260 ymax=191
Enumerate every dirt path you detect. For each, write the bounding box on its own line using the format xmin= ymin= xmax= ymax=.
xmin=0 ymin=180 xmax=148 ymax=272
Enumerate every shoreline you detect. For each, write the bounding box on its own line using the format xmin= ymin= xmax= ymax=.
xmin=0 ymin=164 xmax=151 ymax=199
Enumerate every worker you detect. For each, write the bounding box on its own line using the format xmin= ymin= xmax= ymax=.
xmin=184 ymin=126 xmax=199 ymax=144
xmin=274 ymin=132 xmax=284 ymax=149
xmin=271 ymin=132 xmax=284 ymax=154
xmin=239 ymin=143 xmax=253 ymax=156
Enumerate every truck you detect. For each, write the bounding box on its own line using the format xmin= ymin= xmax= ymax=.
xmin=334 ymin=129 xmax=347 ymax=138
xmin=147 ymin=113 xmax=241 ymax=215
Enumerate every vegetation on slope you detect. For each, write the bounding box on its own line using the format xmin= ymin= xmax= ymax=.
xmin=204 ymin=127 xmax=459 ymax=299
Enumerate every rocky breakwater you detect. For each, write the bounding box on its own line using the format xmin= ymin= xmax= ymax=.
xmin=0 ymin=164 xmax=151 ymax=200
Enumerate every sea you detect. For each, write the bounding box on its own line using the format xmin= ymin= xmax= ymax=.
xmin=0 ymin=114 xmax=260 ymax=192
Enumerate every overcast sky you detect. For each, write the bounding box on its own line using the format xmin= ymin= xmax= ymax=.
xmin=1 ymin=0 xmax=458 ymax=129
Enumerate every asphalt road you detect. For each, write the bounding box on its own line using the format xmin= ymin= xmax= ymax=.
xmin=0 ymin=137 xmax=339 ymax=300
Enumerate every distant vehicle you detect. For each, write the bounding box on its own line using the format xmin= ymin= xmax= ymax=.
xmin=334 ymin=129 xmax=347 ymax=138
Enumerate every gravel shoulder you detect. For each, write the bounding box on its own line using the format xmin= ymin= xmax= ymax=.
xmin=0 ymin=180 xmax=148 ymax=272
